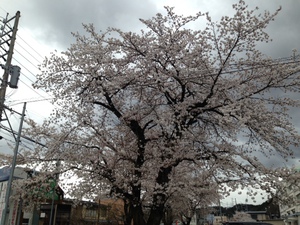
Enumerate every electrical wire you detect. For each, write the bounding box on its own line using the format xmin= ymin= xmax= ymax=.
xmin=0 ymin=125 xmax=38 ymax=152
xmin=0 ymin=7 xmax=7 ymax=14
xmin=0 ymin=7 xmax=45 ymax=61
xmin=0 ymin=124 xmax=47 ymax=148
xmin=16 ymin=32 xmax=45 ymax=61
xmin=14 ymin=48 xmax=41 ymax=71
xmin=0 ymin=9 xmax=52 ymax=106
xmin=10 ymin=58 xmax=52 ymax=99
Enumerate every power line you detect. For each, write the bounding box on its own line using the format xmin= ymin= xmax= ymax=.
xmin=0 ymin=6 xmax=7 ymax=14
xmin=16 ymin=32 xmax=45 ymax=61
xmin=0 ymin=124 xmax=47 ymax=148
xmin=1 ymin=6 xmax=45 ymax=61
xmin=10 ymin=58 xmax=36 ymax=82
xmin=14 ymin=48 xmax=41 ymax=71
xmin=9 ymin=58 xmax=53 ymax=100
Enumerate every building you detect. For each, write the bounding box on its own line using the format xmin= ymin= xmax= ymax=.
xmin=280 ymin=183 xmax=300 ymax=225
xmin=0 ymin=166 xmax=125 ymax=225
xmin=247 ymin=211 xmax=269 ymax=221
xmin=0 ymin=166 xmax=35 ymax=225
xmin=67 ymin=198 xmax=124 ymax=225
xmin=25 ymin=197 xmax=124 ymax=225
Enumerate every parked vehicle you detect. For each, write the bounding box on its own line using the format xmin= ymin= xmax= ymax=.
xmin=223 ymin=222 xmax=272 ymax=225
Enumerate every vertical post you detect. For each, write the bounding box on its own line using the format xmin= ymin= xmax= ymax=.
xmin=1 ymin=102 xmax=26 ymax=225
xmin=49 ymin=160 xmax=60 ymax=225
xmin=49 ymin=185 xmax=55 ymax=225
xmin=0 ymin=11 xmax=21 ymax=121
xmin=16 ymin=198 xmax=22 ymax=225
xmin=97 ymin=198 xmax=100 ymax=225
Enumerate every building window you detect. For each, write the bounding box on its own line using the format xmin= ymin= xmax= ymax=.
xmin=85 ymin=207 xmax=107 ymax=219
xmin=85 ymin=209 xmax=97 ymax=219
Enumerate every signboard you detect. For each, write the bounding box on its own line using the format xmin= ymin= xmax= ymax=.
xmin=0 ymin=181 xmax=8 ymax=224
xmin=8 ymin=199 xmax=18 ymax=225
xmin=0 ymin=167 xmax=11 ymax=182
xmin=0 ymin=182 xmax=19 ymax=225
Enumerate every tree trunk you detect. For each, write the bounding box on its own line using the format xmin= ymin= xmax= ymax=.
xmin=132 ymin=204 xmax=146 ymax=225
xmin=146 ymin=201 xmax=165 ymax=225
xmin=162 ymin=206 xmax=174 ymax=225
xmin=124 ymin=200 xmax=146 ymax=225
xmin=146 ymin=166 xmax=173 ymax=225
xmin=181 ymin=216 xmax=192 ymax=225
xmin=123 ymin=200 xmax=133 ymax=225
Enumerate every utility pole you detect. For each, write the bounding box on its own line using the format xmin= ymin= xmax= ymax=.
xmin=1 ymin=102 xmax=26 ymax=225
xmin=0 ymin=11 xmax=22 ymax=225
xmin=0 ymin=11 xmax=21 ymax=121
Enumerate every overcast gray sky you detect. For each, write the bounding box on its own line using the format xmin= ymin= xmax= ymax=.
xmin=1 ymin=0 xmax=300 ymax=206
xmin=2 ymin=0 xmax=299 ymax=55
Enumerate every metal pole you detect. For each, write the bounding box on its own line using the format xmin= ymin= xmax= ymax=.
xmin=49 ymin=187 xmax=55 ymax=225
xmin=1 ymin=102 xmax=26 ymax=225
xmin=49 ymin=160 xmax=60 ymax=225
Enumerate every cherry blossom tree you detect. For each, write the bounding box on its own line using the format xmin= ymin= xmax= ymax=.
xmin=161 ymin=166 xmax=220 ymax=225
xmin=10 ymin=1 xmax=300 ymax=225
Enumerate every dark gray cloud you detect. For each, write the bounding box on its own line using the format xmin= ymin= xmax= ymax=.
xmin=186 ymin=0 xmax=300 ymax=58
xmin=2 ymin=0 xmax=158 ymax=49
xmin=255 ymin=0 xmax=300 ymax=57
xmin=2 ymin=0 xmax=299 ymax=56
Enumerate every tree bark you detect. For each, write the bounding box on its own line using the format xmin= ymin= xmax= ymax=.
xmin=132 ymin=204 xmax=146 ymax=225
xmin=124 ymin=200 xmax=146 ymax=225
xmin=147 ymin=203 xmax=165 ymax=225
xmin=162 ymin=206 xmax=174 ymax=225
xmin=124 ymin=200 xmax=133 ymax=225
